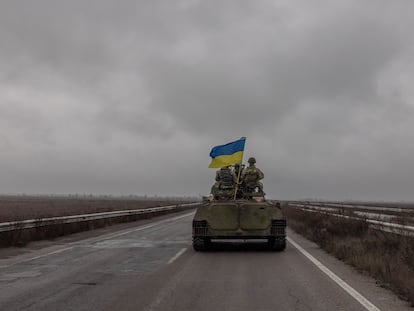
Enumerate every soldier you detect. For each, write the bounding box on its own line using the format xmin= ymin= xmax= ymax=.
xmin=211 ymin=171 xmax=220 ymax=198
xmin=241 ymin=157 xmax=264 ymax=194
xmin=211 ymin=166 xmax=236 ymax=200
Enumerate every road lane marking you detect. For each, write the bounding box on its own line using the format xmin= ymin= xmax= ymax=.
xmin=0 ymin=212 xmax=195 ymax=269
xmin=287 ymin=237 xmax=381 ymax=311
xmin=167 ymin=248 xmax=187 ymax=265
xmin=92 ymin=212 xmax=195 ymax=241
xmin=0 ymin=246 xmax=74 ymax=268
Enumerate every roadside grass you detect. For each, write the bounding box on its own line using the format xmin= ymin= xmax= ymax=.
xmin=285 ymin=206 xmax=414 ymax=306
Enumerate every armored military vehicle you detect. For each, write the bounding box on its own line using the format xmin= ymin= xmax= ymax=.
xmin=192 ymin=199 xmax=286 ymax=251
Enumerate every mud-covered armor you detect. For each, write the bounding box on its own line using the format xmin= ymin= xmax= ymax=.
xmin=198 ymin=156 xmax=286 ymax=251
xmin=193 ymin=200 xmax=286 ymax=251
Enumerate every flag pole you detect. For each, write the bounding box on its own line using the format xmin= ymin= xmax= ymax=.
xmin=233 ymin=137 xmax=246 ymax=200
xmin=233 ymin=162 xmax=243 ymax=200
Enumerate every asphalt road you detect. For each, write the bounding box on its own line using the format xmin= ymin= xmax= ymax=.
xmin=0 ymin=210 xmax=411 ymax=311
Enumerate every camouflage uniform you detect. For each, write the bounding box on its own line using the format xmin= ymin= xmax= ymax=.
xmin=211 ymin=166 xmax=236 ymax=200
xmin=241 ymin=157 xmax=264 ymax=193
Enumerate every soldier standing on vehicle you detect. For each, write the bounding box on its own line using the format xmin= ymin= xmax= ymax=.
xmin=242 ymin=157 xmax=264 ymax=193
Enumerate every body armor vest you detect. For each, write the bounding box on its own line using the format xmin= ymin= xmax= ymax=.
xmin=219 ymin=168 xmax=233 ymax=183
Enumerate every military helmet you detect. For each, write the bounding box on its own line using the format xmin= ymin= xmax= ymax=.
xmin=248 ymin=157 xmax=256 ymax=164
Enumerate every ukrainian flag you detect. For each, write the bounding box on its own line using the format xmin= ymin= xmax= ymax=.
xmin=208 ymin=137 xmax=246 ymax=168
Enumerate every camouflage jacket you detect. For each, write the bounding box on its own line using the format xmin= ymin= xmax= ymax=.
xmin=216 ymin=167 xmax=235 ymax=184
xmin=242 ymin=165 xmax=264 ymax=182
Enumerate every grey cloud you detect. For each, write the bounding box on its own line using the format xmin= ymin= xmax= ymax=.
xmin=1 ymin=1 xmax=414 ymax=200
xmin=138 ymin=2 xmax=403 ymax=137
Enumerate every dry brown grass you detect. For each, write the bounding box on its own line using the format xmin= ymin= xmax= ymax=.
xmin=285 ymin=205 xmax=414 ymax=306
xmin=0 ymin=195 xmax=193 ymax=222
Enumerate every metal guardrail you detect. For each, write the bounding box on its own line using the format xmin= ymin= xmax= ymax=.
xmin=288 ymin=203 xmax=414 ymax=236
xmin=288 ymin=201 xmax=414 ymax=213
xmin=0 ymin=203 xmax=200 ymax=233
xmin=306 ymin=202 xmax=414 ymax=213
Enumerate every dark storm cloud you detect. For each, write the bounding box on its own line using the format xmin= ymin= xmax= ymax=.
xmin=1 ymin=0 xmax=414 ymax=200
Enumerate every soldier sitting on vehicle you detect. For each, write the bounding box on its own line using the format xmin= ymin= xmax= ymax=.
xmin=211 ymin=166 xmax=236 ymax=200
xmin=241 ymin=157 xmax=265 ymax=197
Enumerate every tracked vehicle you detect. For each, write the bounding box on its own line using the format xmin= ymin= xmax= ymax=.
xmin=192 ymin=199 xmax=286 ymax=251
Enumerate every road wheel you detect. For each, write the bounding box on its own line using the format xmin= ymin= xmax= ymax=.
xmin=268 ymin=237 xmax=286 ymax=251
xmin=204 ymin=238 xmax=212 ymax=248
xmin=274 ymin=239 xmax=286 ymax=251
xmin=193 ymin=237 xmax=207 ymax=251
xmin=268 ymin=237 xmax=275 ymax=250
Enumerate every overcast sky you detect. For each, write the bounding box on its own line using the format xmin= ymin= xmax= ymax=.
xmin=1 ymin=0 xmax=414 ymax=200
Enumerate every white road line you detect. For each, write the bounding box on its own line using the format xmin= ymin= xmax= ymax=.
xmin=287 ymin=237 xmax=381 ymax=311
xmin=94 ymin=212 xmax=194 ymax=241
xmin=167 ymin=248 xmax=187 ymax=265
xmin=0 ymin=211 xmax=195 ymax=269
xmin=3 ymin=247 xmax=74 ymax=268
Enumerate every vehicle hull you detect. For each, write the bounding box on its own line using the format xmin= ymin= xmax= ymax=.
xmin=192 ymin=200 xmax=286 ymax=251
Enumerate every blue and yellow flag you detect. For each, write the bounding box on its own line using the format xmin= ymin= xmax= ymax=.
xmin=208 ymin=137 xmax=246 ymax=168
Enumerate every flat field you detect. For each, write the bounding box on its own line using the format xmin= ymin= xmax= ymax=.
xmin=0 ymin=195 xmax=194 ymax=222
